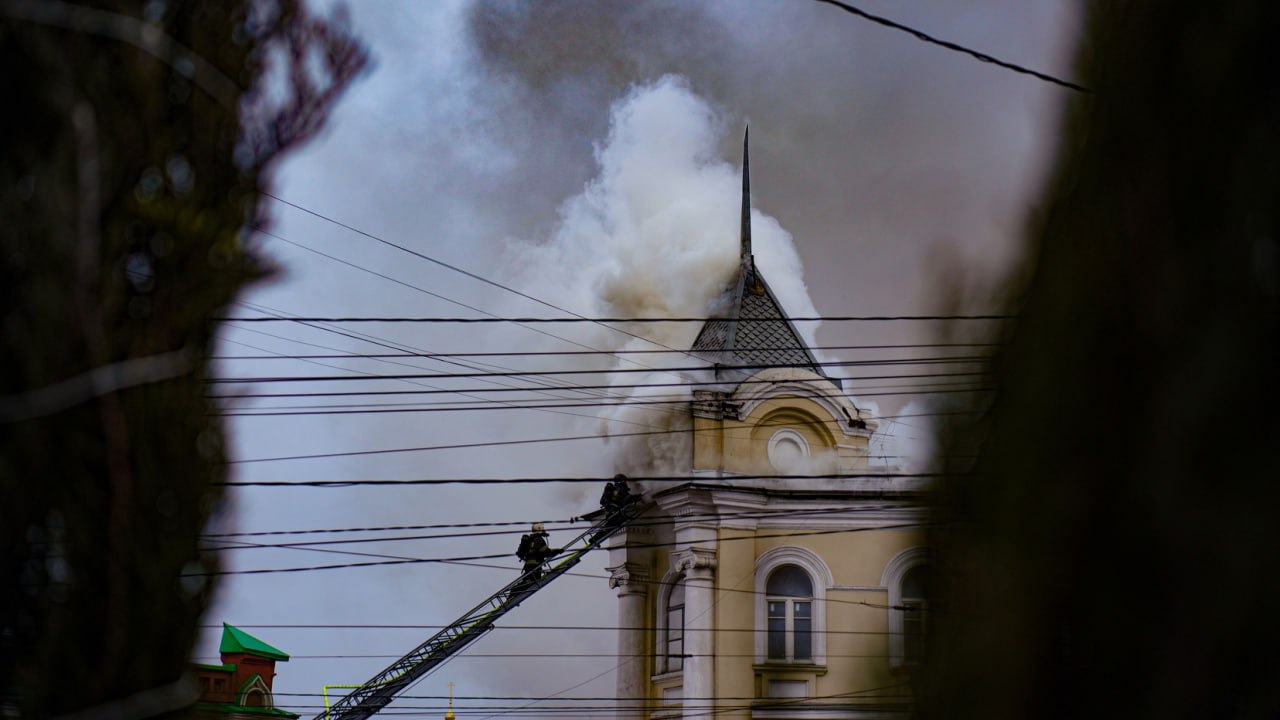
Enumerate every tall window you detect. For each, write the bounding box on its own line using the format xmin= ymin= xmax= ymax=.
xmin=882 ymin=547 xmax=932 ymax=668
xmin=765 ymin=565 xmax=813 ymax=661
xmin=666 ymin=579 xmax=685 ymax=672
xmin=900 ymin=564 xmax=930 ymax=664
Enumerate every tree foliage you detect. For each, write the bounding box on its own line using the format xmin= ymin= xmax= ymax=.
xmin=0 ymin=1 xmax=365 ymax=715
xmin=923 ymin=2 xmax=1280 ymax=717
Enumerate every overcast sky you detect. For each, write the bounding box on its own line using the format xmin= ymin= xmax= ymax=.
xmin=197 ymin=2 xmax=1080 ymax=717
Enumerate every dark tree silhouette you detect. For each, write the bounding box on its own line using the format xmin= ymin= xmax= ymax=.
xmin=923 ymin=2 xmax=1280 ymax=718
xmin=0 ymin=1 xmax=365 ymax=716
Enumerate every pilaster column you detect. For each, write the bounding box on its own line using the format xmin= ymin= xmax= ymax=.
xmin=608 ymin=562 xmax=650 ymax=719
xmin=672 ymin=547 xmax=717 ymax=716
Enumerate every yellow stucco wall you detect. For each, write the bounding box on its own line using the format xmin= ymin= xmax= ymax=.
xmin=693 ymin=395 xmax=871 ymax=476
xmin=633 ymin=372 xmax=921 ymax=716
xmin=639 ymin=523 xmax=926 ymax=711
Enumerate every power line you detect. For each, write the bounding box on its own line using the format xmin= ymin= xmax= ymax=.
xmin=260 ymin=195 xmax=695 ymax=360
xmin=198 ymin=651 xmax=896 ymax=660
xmin=217 ymin=314 xmax=1011 ymax=323
xmin=209 ymin=380 xmax=986 ymax=401
xmin=248 ymin=226 xmax=693 ymax=378
xmin=199 ymin=502 xmax=921 ymax=540
xmin=222 ymin=413 xmax=980 ymax=463
xmin=210 ymin=342 xmax=997 ymax=360
xmin=215 ymin=472 xmax=947 ymax=486
xmin=198 ymin=623 xmax=902 ymax=636
xmin=207 ymin=357 xmax=988 ymax=384
xmin=200 ymin=504 xmax=911 ymax=537
xmin=218 ymin=304 xmax=676 ymax=432
xmin=185 ymin=521 xmax=935 ymax=576
xmin=809 ymin=0 xmax=1090 ymax=92
xmin=211 ymin=375 xmax=987 ymax=415
xmin=211 ymin=389 xmax=981 ymax=417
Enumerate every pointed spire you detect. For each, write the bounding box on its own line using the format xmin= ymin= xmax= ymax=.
xmin=740 ymin=126 xmax=752 ymax=260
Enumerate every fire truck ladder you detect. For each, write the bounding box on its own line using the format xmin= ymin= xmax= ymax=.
xmin=314 ymin=497 xmax=649 ymax=720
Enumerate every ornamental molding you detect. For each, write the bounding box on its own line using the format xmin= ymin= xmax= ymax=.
xmin=729 ymin=367 xmax=877 ymax=436
xmin=607 ymin=562 xmax=650 ymax=594
xmin=671 ymin=547 xmax=718 ymax=576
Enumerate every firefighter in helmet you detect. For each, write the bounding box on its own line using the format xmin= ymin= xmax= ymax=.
xmin=515 ymin=522 xmax=558 ymax=584
xmin=599 ymin=473 xmax=633 ymax=515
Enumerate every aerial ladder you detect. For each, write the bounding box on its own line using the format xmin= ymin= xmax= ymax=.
xmin=314 ymin=495 xmax=650 ymax=720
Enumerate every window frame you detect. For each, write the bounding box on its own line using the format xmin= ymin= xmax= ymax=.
xmin=654 ymin=570 xmax=687 ymax=676
xmin=882 ymin=546 xmax=932 ymax=669
xmin=666 ymin=580 xmax=685 ymax=673
xmin=753 ymin=546 xmax=831 ymax=666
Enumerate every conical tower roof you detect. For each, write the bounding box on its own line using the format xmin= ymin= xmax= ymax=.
xmin=220 ymin=623 xmax=289 ymax=661
xmin=691 ymin=129 xmax=823 ymax=375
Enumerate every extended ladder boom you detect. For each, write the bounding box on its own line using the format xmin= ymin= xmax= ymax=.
xmin=315 ymin=498 xmax=649 ymax=720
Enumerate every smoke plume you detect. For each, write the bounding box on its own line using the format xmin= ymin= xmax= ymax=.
xmin=498 ymin=76 xmax=822 ymax=476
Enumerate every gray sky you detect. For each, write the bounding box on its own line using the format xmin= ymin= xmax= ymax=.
xmin=199 ymin=2 xmax=1079 ymax=717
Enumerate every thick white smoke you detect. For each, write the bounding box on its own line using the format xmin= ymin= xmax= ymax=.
xmin=499 ymin=76 xmax=824 ymax=475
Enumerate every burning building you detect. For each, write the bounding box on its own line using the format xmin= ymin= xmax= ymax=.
xmin=606 ymin=133 xmax=930 ymax=719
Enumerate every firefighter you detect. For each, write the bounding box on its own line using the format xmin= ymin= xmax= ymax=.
xmin=613 ymin=475 xmax=633 ymax=509
xmin=600 ymin=473 xmax=633 ymax=515
xmin=515 ymin=522 xmax=557 ymax=585
xmin=599 ymin=477 xmax=619 ymax=514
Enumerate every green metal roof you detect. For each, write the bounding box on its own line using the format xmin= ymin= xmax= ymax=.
xmin=220 ymin=624 xmax=289 ymax=661
xmin=193 ymin=662 xmax=237 ymax=673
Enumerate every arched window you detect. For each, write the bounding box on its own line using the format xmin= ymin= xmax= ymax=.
xmin=754 ymin=547 xmax=831 ymax=666
xmin=766 ymin=565 xmax=814 ymax=661
xmin=900 ymin=564 xmax=930 ymax=664
xmin=665 ymin=578 xmax=686 ymax=673
xmin=882 ymin=547 xmax=932 ymax=669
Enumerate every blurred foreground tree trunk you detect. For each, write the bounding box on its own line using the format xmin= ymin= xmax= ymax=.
xmin=923 ymin=2 xmax=1280 ymax=718
xmin=0 ymin=1 xmax=365 ymax=716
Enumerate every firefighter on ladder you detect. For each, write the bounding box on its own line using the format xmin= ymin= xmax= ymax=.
xmin=514 ymin=522 xmax=558 ymax=590
xmin=599 ymin=474 xmax=633 ymax=515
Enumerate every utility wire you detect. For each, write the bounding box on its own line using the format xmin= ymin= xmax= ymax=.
xmin=212 ymin=373 xmax=986 ymax=414
xmin=207 ymin=357 xmax=988 ymax=383
xmin=211 ymin=342 xmax=997 ymax=360
xmin=260 ymin=195 xmax=695 ymax=361
xmin=185 ymin=521 xmax=934 ymax=576
xmin=221 ymin=305 xmax=670 ymax=431
xmin=212 ymin=386 xmax=984 ymax=417
xmin=209 ymin=379 xmax=985 ymax=400
xmin=217 ymin=314 xmax=1011 ymax=323
xmin=222 ymin=413 xmax=978 ymax=463
xmin=199 ymin=623 xmax=904 ymax=636
xmin=216 ymin=472 xmax=948 ymax=486
xmin=200 ymin=503 xmax=916 ymax=537
xmin=810 ymin=0 xmax=1090 ymax=92
xmin=249 ymin=226 xmax=693 ymax=380
xmin=200 ymin=504 xmax=923 ymax=546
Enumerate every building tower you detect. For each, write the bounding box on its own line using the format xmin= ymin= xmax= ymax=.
xmin=606 ymin=131 xmax=930 ymax=719
xmin=193 ymin=624 xmax=298 ymax=719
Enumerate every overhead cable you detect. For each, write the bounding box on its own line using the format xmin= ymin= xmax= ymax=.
xmin=810 ymin=0 xmax=1090 ymax=92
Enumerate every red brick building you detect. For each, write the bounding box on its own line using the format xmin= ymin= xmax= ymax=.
xmin=192 ymin=624 xmax=298 ymax=719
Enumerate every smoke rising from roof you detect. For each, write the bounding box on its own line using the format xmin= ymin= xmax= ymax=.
xmin=499 ymin=75 xmax=823 ymax=476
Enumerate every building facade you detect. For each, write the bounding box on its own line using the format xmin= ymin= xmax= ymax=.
xmin=607 ymin=136 xmax=930 ymax=719
xmin=192 ymin=624 xmax=298 ymax=720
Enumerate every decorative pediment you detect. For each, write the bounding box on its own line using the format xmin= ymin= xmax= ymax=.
xmin=237 ymin=674 xmax=273 ymax=709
